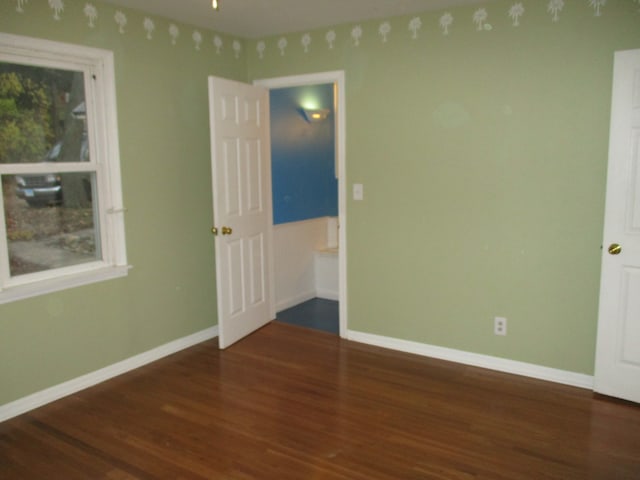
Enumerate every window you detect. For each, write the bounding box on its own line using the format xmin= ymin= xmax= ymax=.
xmin=0 ymin=33 xmax=128 ymax=303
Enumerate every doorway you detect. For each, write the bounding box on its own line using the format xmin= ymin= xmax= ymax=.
xmin=254 ymin=71 xmax=347 ymax=337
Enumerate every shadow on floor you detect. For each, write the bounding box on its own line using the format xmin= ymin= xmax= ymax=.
xmin=276 ymin=298 xmax=339 ymax=335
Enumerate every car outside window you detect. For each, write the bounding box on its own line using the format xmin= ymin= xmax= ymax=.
xmin=0 ymin=34 xmax=128 ymax=303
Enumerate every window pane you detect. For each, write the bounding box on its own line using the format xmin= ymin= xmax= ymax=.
xmin=0 ymin=63 xmax=88 ymax=164
xmin=3 ymin=173 xmax=100 ymax=277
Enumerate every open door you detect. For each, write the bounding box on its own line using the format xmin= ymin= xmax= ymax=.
xmin=594 ymin=49 xmax=640 ymax=403
xmin=208 ymin=76 xmax=274 ymax=349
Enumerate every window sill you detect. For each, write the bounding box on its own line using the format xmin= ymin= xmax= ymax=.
xmin=0 ymin=264 xmax=131 ymax=305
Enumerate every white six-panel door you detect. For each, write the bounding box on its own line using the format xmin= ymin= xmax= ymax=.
xmin=594 ymin=49 xmax=640 ymax=403
xmin=208 ymin=76 xmax=274 ymax=349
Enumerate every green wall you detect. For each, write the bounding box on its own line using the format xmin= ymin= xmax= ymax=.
xmin=1 ymin=0 xmax=639 ymax=408
xmin=248 ymin=0 xmax=640 ymax=374
xmin=0 ymin=0 xmax=246 ymax=405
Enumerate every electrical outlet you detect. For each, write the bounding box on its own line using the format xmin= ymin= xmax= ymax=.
xmin=494 ymin=317 xmax=507 ymax=336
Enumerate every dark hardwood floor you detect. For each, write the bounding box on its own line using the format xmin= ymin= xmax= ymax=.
xmin=1 ymin=321 xmax=639 ymax=479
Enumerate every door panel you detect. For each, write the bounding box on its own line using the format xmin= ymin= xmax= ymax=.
xmin=209 ymin=76 xmax=273 ymax=349
xmin=595 ymin=49 xmax=640 ymax=403
xmin=222 ymin=139 xmax=241 ymax=216
xmin=226 ymin=238 xmax=244 ymax=317
xmin=631 ymin=131 xmax=640 ymax=230
xmin=246 ymin=140 xmax=263 ymax=214
xmin=248 ymin=233 xmax=265 ymax=306
xmin=620 ymin=270 xmax=640 ymax=366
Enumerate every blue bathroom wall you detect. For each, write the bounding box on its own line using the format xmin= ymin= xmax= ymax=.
xmin=270 ymin=84 xmax=338 ymax=225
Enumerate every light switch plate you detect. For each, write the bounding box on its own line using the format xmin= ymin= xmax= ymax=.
xmin=353 ymin=183 xmax=363 ymax=201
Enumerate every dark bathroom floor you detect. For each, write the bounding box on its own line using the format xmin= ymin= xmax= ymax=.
xmin=276 ymin=298 xmax=339 ymax=335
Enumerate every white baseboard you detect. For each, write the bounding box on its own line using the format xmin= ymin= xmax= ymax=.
xmin=0 ymin=326 xmax=219 ymax=423
xmin=316 ymin=289 xmax=339 ymax=301
xmin=347 ymin=330 xmax=594 ymax=390
xmin=276 ymin=290 xmax=316 ymax=312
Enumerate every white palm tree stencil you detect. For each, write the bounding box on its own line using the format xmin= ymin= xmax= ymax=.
xmin=16 ymin=0 xmax=28 ymax=13
xmin=114 ymin=10 xmax=127 ymax=34
xmin=326 ymin=30 xmax=336 ymax=49
xmin=301 ymin=33 xmax=311 ymax=53
xmin=473 ymin=8 xmax=488 ymax=31
xmin=169 ymin=24 xmax=179 ymax=45
xmin=408 ymin=17 xmax=422 ymax=40
xmin=351 ymin=25 xmax=363 ymax=46
xmin=378 ymin=21 xmax=391 ymax=42
xmin=192 ymin=31 xmax=203 ymax=50
xmin=48 ymin=0 xmax=64 ymax=20
xmin=143 ymin=18 xmax=155 ymax=40
xmin=547 ymin=0 xmax=564 ymax=22
xmin=256 ymin=41 xmax=266 ymax=59
xmin=439 ymin=13 xmax=453 ymax=35
xmin=589 ymin=0 xmax=606 ymax=17
xmin=278 ymin=37 xmax=288 ymax=56
xmin=233 ymin=40 xmax=242 ymax=59
xmin=509 ymin=3 xmax=525 ymax=26
xmin=84 ymin=3 xmax=97 ymax=27
xmin=213 ymin=35 xmax=223 ymax=54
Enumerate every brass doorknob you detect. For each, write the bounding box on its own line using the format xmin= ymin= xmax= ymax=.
xmin=211 ymin=227 xmax=218 ymax=236
xmin=608 ymin=243 xmax=622 ymax=255
xmin=221 ymin=226 xmax=233 ymax=235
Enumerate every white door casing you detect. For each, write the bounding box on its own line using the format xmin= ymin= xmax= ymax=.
xmin=594 ymin=49 xmax=640 ymax=403
xmin=208 ymin=76 xmax=274 ymax=349
xmin=254 ymin=71 xmax=348 ymax=337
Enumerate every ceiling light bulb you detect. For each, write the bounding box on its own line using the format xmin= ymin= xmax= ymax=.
xmin=212 ymin=0 xmax=220 ymax=10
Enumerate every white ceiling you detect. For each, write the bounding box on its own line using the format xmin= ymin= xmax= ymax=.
xmin=99 ymin=0 xmax=492 ymax=39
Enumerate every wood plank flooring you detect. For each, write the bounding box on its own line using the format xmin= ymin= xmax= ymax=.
xmin=1 ymin=321 xmax=639 ymax=479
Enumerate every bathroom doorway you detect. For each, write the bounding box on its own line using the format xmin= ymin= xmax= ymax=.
xmin=254 ymin=71 xmax=347 ymax=337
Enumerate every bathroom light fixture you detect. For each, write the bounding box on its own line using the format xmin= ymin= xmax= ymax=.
xmin=212 ymin=0 xmax=220 ymax=11
xmin=302 ymin=108 xmax=330 ymax=123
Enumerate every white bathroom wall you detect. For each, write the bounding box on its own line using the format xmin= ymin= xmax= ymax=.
xmin=273 ymin=217 xmax=339 ymax=311
xmin=273 ymin=217 xmax=328 ymax=311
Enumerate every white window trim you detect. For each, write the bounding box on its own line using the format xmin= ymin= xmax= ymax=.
xmin=0 ymin=33 xmax=129 ymax=304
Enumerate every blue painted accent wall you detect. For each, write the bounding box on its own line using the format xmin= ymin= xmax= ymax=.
xmin=270 ymin=84 xmax=338 ymax=225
